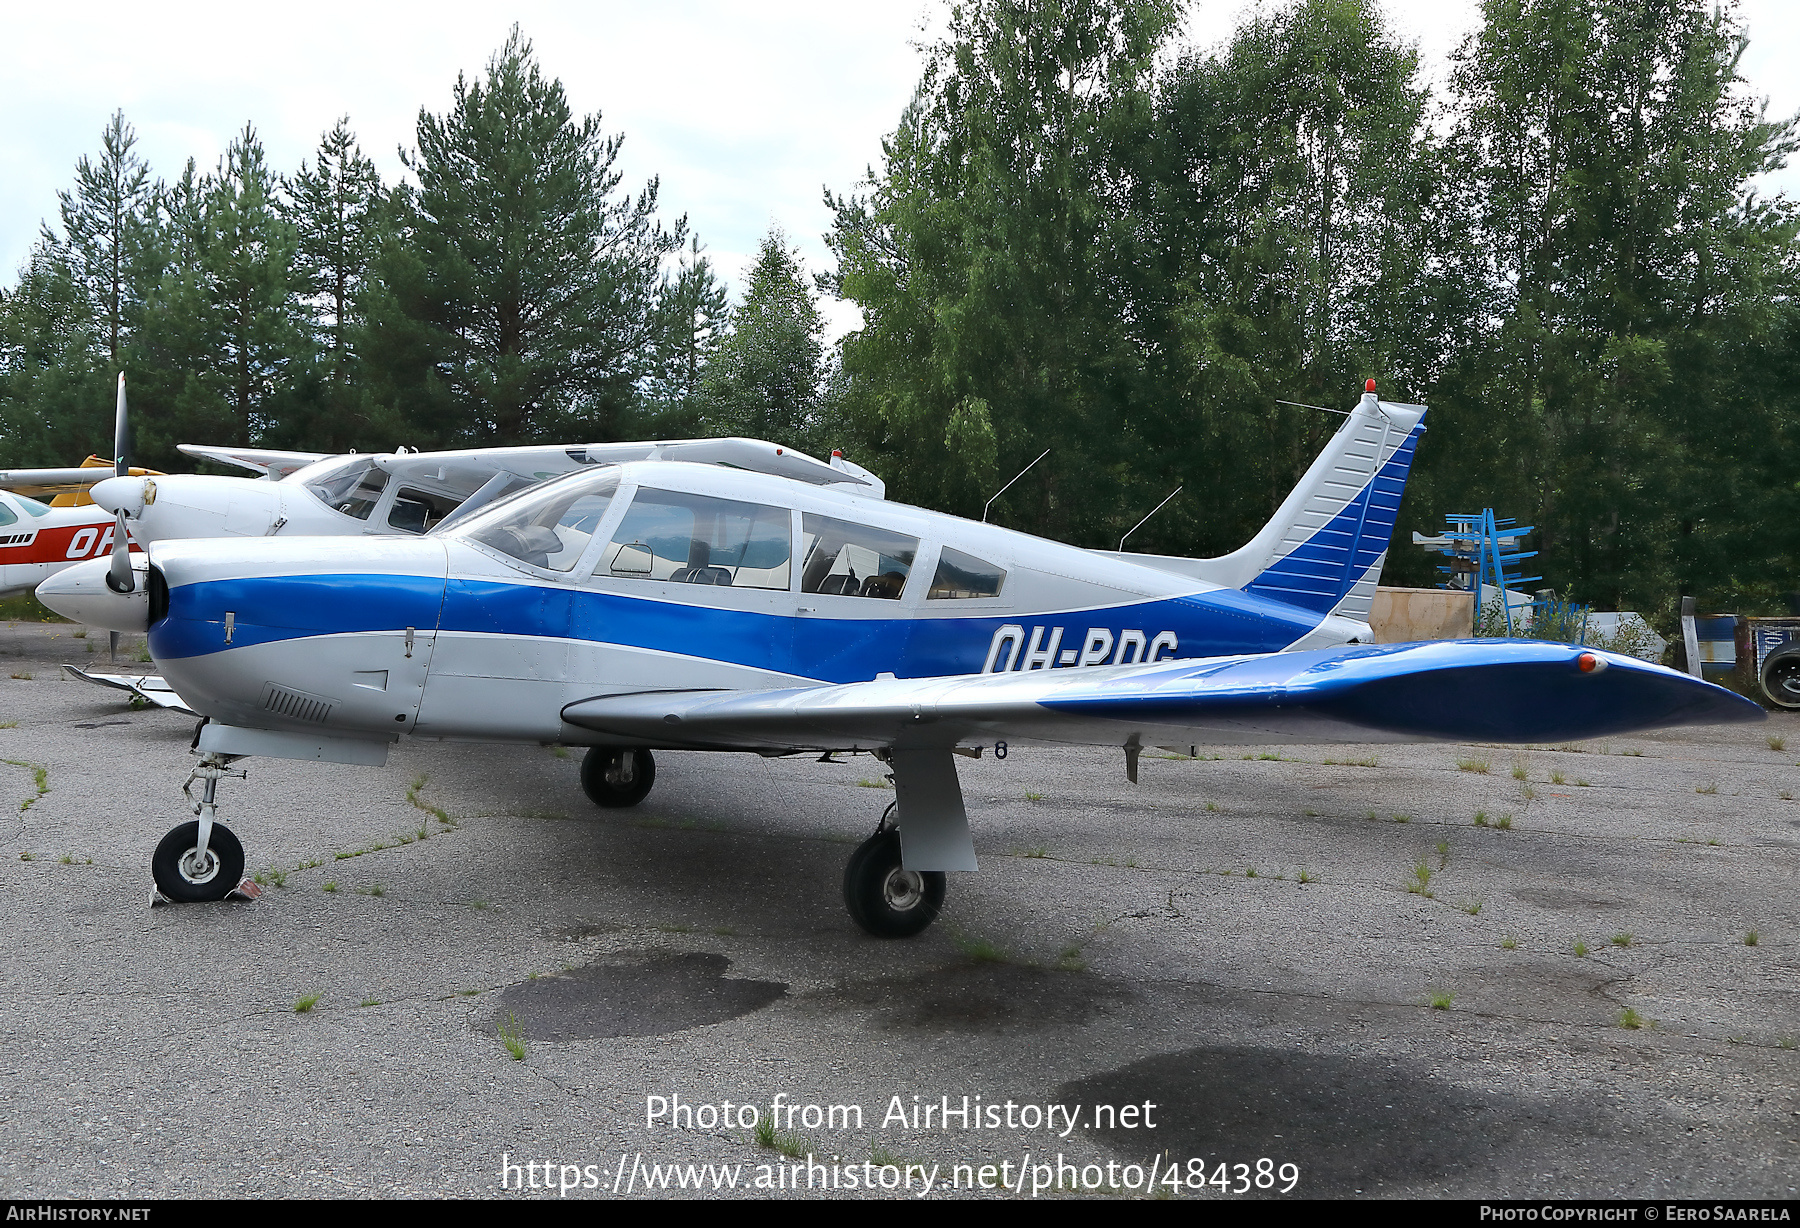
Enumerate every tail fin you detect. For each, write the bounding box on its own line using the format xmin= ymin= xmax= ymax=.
xmin=1098 ymin=389 xmax=1427 ymax=625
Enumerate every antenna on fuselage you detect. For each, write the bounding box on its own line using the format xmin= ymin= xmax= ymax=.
xmin=1118 ymin=485 xmax=1183 ymax=553
xmin=982 ymin=448 xmax=1050 ymax=524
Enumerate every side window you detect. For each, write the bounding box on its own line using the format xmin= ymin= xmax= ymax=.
xmin=927 ymin=546 xmax=1006 ymax=599
xmin=0 ymin=498 xmax=16 ymax=528
xmin=600 ymin=489 xmax=792 ymax=591
xmin=466 ymin=474 xmax=619 ymax=571
xmin=387 ymin=487 xmax=462 ymax=535
xmin=800 ymin=514 xmax=918 ymax=600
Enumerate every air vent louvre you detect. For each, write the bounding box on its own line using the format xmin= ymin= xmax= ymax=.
xmin=260 ymin=682 xmax=335 ymax=724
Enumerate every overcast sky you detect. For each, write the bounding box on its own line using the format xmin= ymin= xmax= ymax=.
xmin=3 ymin=0 xmax=1795 ymax=339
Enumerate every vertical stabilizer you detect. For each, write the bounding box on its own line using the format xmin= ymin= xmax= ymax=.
xmin=1094 ymin=387 xmax=1427 ymax=633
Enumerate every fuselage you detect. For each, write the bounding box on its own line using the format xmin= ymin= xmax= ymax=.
xmin=0 ymin=489 xmax=136 ymax=599
xmin=127 ymin=461 xmax=1345 ymax=747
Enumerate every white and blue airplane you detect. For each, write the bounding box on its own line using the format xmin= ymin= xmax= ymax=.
xmin=38 ymin=384 xmax=1761 ymax=935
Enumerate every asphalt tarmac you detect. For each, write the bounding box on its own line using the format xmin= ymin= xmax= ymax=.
xmin=1 ymin=618 xmax=1796 ymax=1199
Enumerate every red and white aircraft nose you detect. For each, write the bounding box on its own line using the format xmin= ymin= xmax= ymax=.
xmin=36 ymin=555 xmax=151 ymax=632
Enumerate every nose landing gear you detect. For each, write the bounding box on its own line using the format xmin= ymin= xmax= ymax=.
xmin=152 ymin=753 xmax=248 ymax=902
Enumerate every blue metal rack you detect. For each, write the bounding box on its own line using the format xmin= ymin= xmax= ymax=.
xmin=1426 ymin=510 xmax=1541 ymax=635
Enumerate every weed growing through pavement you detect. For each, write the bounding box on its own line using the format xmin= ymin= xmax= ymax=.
xmin=1024 ymin=792 xmax=1044 ymax=802
xmin=1244 ymin=867 xmax=1257 ymax=878
xmin=1696 ymin=782 xmax=1718 ymax=795
xmin=949 ymin=929 xmax=1006 ymax=963
xmin=10 ymin=672 xmax=32 ymax=681
xmin=1769 ymin=735 xmax=1787 ymax=752
xmin=1204 ymin=801 xmax=1218 ymax=812
xmin=1511 ymin=759 xmax=1529 ymax=781
xmin=857 ymin=779 xmax=889 ymax=789
xmin=1297 ymin=870 xmax=1315 ymax=884
xmin=1474 ymin=811 xmax=1489 ymax=827
xmin=1430 ymin=992 xmax=1453 ymax=1011
xmin=1519 ymin=784 xmax=1538 ymax=801
xmin=1782 ymin=791 xmax=1795 ymax=801
xmin=1549 ymin=769 xmax=1567 ymax=785
xmin=1056 ymin=945 xmax=1087 ymax=972
xmin=1576 ymin=779 xmax=1591 ymax=787
xmin=1018 ymin=844 xmax=1048 ymax=858
xmin=1496 ymin=814 xmax=1513 ymax=830
xmin=359 ymin=998 xmax=380 ymax=1008
xmin=322 ymin=881 xmax=337 ymax=893
xmin=1619 ymin=747 xmax=1643 ymax=756
xmin=1612 ymin=933 xmax=1632 ymax=947
xmin=498 ymin=1013 xmax=526 ymax=1060
xmin=18 ymin=851 xmax=33 ymax=861
xmin=1573 ymin=939 xmax=1589 ymax=957
xmin=3 ymin=759 xmax=49 ymax=813
xmin=1457 ymin=757 xmax=1491 ymax=774
xmin=1391 ymin=813 xmax=1412 ymax=824
xmin=1619 ymin=1007 xmax=1646 ymax=1030
xmin=1745 ymin=931 xmax=1760 ymax=947
xmin=1502 ymin=935 xmax=1517 ymax=950
xmin=1407 ymin=862 xmax=1434 ymax=897
xmin=754 ymin=1118 xmax=777 ymax=1148
xmin=1464 ymin=899 xmax=1483 ymax=915
xmin=293 ymin=993 xmax=320 ymax=1013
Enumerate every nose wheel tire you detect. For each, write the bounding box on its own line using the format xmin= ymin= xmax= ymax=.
xmin=579 ymin=747 xmax=657 ymax=808
xmin=843 ymin=829 xmax=945 ymax=938
xmin=151 ymin=820 xmax=244 ymax=903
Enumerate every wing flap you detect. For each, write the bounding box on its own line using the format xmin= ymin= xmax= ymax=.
xmin=560 ymin=642 xmax=1762 ymax=752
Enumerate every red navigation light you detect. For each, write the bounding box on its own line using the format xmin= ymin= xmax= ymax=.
xmin=1577 ymin=652 xmax=1606 ymax=673
xmin=1365 ymin=378 xmax=1377 ymax=393
xmin=832 ymin=449 xmax=843 ymax=458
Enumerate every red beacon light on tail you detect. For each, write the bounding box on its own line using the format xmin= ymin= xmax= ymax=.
xmin=1365 ymin=379 xmax=1377 ymax=393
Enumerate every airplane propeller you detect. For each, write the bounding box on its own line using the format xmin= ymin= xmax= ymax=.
xmin=103 ymin=374 xmax=134 ymax=664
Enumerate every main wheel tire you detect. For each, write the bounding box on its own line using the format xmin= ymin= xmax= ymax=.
xmin=1762 ymin=645 xmax=1800 ymax=710
xmin=843 ymin=829 xmax=945 ymax=938
xmin=579 ymin=747 xmax=656 ymax=808
xmin=151 ymin=820 xmax=244 ymax=903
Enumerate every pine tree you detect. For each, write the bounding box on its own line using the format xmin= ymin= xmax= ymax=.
xmin=51 ymin=110 xmax=155 ymax=373
xmin=699 ymin=228 xmax=824 ymax=447
xmin=286 ymin=117 xmax=386 ymax=392
xmin=372 ymin=27 xmax=684 ymax=445
xmin=635 ymin=236 xmax=730 ymax=435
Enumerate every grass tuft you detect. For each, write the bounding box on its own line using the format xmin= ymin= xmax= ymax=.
xmin=1549 ymin=769 xmax=1567 ymax=785
xmin=1473 ymin=810 xmax=1489 ymax=827
xmin=1501 ymin=935 xmax=1517 ymax=950
xmin=1430 ymin=991 xmax=1453 ymax=1011
xmin=950 ymin=929 xmax=1006 ymax=963
xmin=359 ymin=998 xmax=380 ymax=1008
xmin=1457 ymin=757 xmax=1491 ymax=774
xmin=1464 ymin=899 xmax=1483 ymax=916
xmin=1406 ymin=861 xmax=1433 ymax=897
xmin=1618 ymin=1007 xmax=1646 ymax=1030
xmin=1696 ymin=782 xmax=1718 ymax=795
xmin=1496 ymin=813 xmax=1513 ymax=830
xmin=1297 ymin=869 xmax=1315 ymax=884
xmin=498 ymin=1012 xmax=526 ymax=1060
xmin=1573 ymin=939 xmax=1589 ymax=957
xmin=1768 ymin=735 xmax=1787 ymax=752
xmin=293 ymin=993 xmax=320 ymax=1014
xmin=1612 ymin=932 xmax=1632 ymax=947
xmin=1744 ymin=930 xmax=1759 ymax=947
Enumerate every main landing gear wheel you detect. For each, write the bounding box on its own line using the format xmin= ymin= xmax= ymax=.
xmin=151 ymin=820 xmax=244 ymax=903
xmin=580 ymin=747 xmax=656 ymax=808
xmin=843 ymin=828 xmax=945 ymax=938
xmin=1761 ymin=644 xmax=1800 ymax=710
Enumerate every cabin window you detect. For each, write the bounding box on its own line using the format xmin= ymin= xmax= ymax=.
xmin=386 ymin=487 xmax=462 ymax=534
xmin=601 ymin=489 xmax=792 ymax=590
xmin=305 ymin=457 xmax=390 ymax=520
xmin=0 ymin=498 xmax=16 ymax=528
xmin=927 ymin=546 xmax=1006 ymax=599
xmin=13 ymin=494 xmax=48 ymax=518
xmin=800 ymin=514 xmax=918 ymax=600
xmin=463 ymin=472 xmax=620 ymax=571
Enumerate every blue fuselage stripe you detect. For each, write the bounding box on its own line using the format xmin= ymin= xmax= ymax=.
xmin=149 ymin=573 xmax=1327 ymax=682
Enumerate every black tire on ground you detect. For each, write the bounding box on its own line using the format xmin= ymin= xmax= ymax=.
xmin=842 ymin=829 xmax=945 ymax=938
xmin=151 ymin=820 xmax=245 ymax=903
xmin=1761 ymin=644 xmax=1800 ymax=710
xmin=580 ymin=747 xmax=657 ymax=808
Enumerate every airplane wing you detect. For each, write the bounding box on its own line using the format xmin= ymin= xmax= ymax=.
xmin=561 ymin=639 xmax=1762 ymax=753
xmin=178 ymin=445 xmax=328 ymax=479
xmin=61 ymin=666 xmax=199 ymax=715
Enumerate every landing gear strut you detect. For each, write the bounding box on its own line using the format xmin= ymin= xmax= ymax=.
xmin=580 ymin=747 xmax=656 ymax=808
xmin=153 ymin=753 xmax=247 ymax=902
xmin=843 ymin=803 xmax=945 ymax=938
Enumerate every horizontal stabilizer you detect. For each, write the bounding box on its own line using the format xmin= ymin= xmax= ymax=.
xmin=561 ymin=641 xmax=1761 ymax=752
xmin=62 ymin=666 xmax=198 ymax=715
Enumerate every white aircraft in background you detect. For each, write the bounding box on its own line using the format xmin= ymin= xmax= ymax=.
xmin=40 ymin=383 xmax=1761 ymax=934
xmin=11 ymin=375 xmax=879 ymax=705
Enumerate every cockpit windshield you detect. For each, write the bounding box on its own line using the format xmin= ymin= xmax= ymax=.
xmin=452 ymin=469 xmax=621 ymax=572
xmin=300 ymin=456 xmax=390 ymax=520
